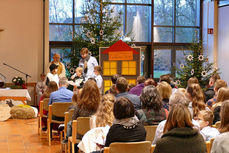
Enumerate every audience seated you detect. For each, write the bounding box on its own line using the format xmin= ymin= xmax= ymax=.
xmin=136 ymin=85 xmax=167 ymax=125
xmin=78 ymin=94 xmax=115 ymax=153
xmin=196 ymin=110 xmax=219 ymax=141
xmin=211 ymin=100 xmax=229 ymax=153
xmin=186 ymin=83 xmax=208 ymax=118
xmin=48 ymin=77 xmax=73 ymax=105
xmin=144 ymin=78 xmax=155 ymax=87
xmin=206 ymin=79 xmax=227 ymax=109
xmin=105 ymin=74 xmax=119 ymax=95
xmin=211 ymin=87 xmax=229 ymax=124
xmin=115 ymin=77 xmax=141 ymax=110
xmin=39 ymin=81 xmax=58 ymax=130
xmin=187 ymin=76 xmax=199 ymax=86
xmin=159 ymin=74 xmax=177 ymax=92
xmin=205 ymin=73 xmax=220 ymax=102
xmin=129 ymin=76 xmax=146 ymax=96
xmin=156 ymin=81 xmax=172 ymax=111
xmin=65 ymin=80 xmax=100 ymax=144
xmin=104 ymin=97 xmax=146 ymax=147
xmin=154 ymin=103 xmax=206 ymax=153
xmin=90 ymin=94 xmax=115 ymax=129
xmin=153 ymin=91 xmax=200 ymax=144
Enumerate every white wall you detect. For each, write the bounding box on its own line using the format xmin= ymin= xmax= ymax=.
xmin=0 ymin=0 xmax=44 ymax=83
xmin=218 ymin=6 xmax=229 ymax=84
xmin=202 ymin=0 xmax=218 ymax=65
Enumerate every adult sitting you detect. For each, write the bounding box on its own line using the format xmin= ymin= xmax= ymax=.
xmin=128 ymin=76 xmax=146 ymax=96
xmin=47 ymin=53 xmax=66 ymax=78
xmin=105 ymin=97 xmax=146 ymax=147
xmin=204 ymin=73 xmax=220 ymax=102
xmin=64 ymin=80 xmax=100 ymax=145
xmin=152 ymin=91 xmax=200 ymax=144
xmin=115 ymin=77 xmax=141 ymax=110
xmin=211 ymin=100 xmax=229 ymax=153
xmin=156 ymin=81 xmax=172 ymax=111
xmin=153 ymin=103 xmax=206 ymax=153
xmin=48 ymin=77 xmax=73 ymax=105
xmin=136 ymin=85 xmax=167 ymax=125
xmin=79 ymin=48 xmax=98 ymax=81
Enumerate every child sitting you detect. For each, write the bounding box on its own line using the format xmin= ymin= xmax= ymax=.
xmin=196 ymin=110 xmax=220 ymax=141
xmin=36 ymin=73 xmax=46 ymax=106
xmin=71 ymin=67 xmax=84 ymax=89
xmin=94 ymin=66 xmax=103 ymax=94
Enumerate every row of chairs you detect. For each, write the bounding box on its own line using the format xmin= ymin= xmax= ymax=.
xmin=37 ymin=99 xmax=215 ymax=153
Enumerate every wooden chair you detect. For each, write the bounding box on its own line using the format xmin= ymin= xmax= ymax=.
xmin=48 ymin=102 xmax=72 ymax=146
xmin=206 ymin=138 xmax=215 ymax=153
xmin=37 ymin=98 xmax=49 ymax=135
xmin=60 ymin=109 xmax=74 ymax=153
xmin=103 ymin=141 xmax=153 ymax=153
xmin=68 ymin=117 xmax=91 ymax=153
xmin=144 ymin=125 xmax=157 ymax=143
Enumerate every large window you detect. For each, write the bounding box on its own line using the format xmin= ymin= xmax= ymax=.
xmin=107 ymin=0 xmax=152 ymax=42
xmin=49 ymin=0 xmax=201 ymax=78
xmin=154 ymin=0 xmax=200 ymax=43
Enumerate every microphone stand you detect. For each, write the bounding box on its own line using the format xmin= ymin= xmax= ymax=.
xmin=3 ymin=63 xmax=31 ymax=85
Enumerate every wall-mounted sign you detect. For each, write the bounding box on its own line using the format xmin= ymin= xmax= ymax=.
xmin=109 ymin=51 xmax=133 ymax=61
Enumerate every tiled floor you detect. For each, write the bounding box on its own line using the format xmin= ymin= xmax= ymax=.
xmin=0 ymin=119 xmax=61 ymax=153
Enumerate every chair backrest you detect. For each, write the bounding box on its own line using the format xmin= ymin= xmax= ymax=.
xmin=68 ymin=109 xmax=75 ymax=121
xmin=77 ymin=117 xmax=91 ymax=136
xmin=43 ymin=98 xmax=50 ymax=111
xmin=144 ymin=125 xmax=157 ymax=143
xmin=52 ymin=102 xmax=72 ymax=117
xmin=108 ymin=141 xmax=152 ymax=153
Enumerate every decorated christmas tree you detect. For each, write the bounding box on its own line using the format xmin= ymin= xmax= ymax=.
xmin=176 ymin=41 xmax=219 ymax=89
xmin=65 ymin=0 xmax=125 ymax=78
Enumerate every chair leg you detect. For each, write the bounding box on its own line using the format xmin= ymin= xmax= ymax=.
xmin=37 ymin=116 xmax=40 ymax=135
xmin=68 ymin=139 xmax=70 ymax=153
xmin=72 ymin=142 xmax=75 ymax=153
xmin=48 ymin=120 xmax=51 ymax=146
xmin=60 ymin=131 xmax=63 ymax=142
xmin=65 ymin=143 xmax=67 ymax=153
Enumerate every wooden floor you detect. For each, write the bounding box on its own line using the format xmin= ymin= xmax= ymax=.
xmin=0 ymin=119 xmax=61 ymax=153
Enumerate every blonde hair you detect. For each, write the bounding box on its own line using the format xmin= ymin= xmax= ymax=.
xmin=215 ymin=87 xmax=229 ymax=104
xmin=219 ymin=100 xmax=229 ymax=133
xmin=94 ymin=66 xmax=102 ymax=73
xmin=102 ymin=94 xmax=115 ymax=103
xmin=95 ymin=100 xmax=114 ymax=127
xmin=187 ymin=77 xmax=199 ymax=86
xmin=214 ymin=79 xmax=227 ymax=91
xmin=187 ymin=83 xmax=205 ymax=117
xmin=198 ymin=110 xmax=214 ymax=125
xmin=80 ymin=48 xmax=89 ymax=54
xmin=156 ymin=81 xmax=172 ymax=100
xmin=76 ymin=67 xmax=83 ymax=74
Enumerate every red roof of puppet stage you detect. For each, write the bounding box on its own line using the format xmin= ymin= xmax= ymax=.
xmin=102 ymin=40 xmax=139 ymax=54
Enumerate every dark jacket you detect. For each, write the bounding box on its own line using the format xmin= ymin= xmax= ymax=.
xmin=136 ymin=108 xmax=166 ymax=125
xmin=154 ymin=127 xmax=206 ymax=153
xmin=105 ymin=122 xmax=146 ymax=147
xmin=204 ymin=86 xmax=215 ymax=102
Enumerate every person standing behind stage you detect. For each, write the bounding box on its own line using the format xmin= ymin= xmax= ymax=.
xmin=79 ymin=48 xmax=98 ymax=81
xmin=47 ymin=53 xmax=66 ymax=78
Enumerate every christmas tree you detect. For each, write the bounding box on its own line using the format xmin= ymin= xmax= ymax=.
xmin=176 ymin=41 xmax=219 ymax=89
xmin=65 ymin=0 xmax=124 ymax=78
